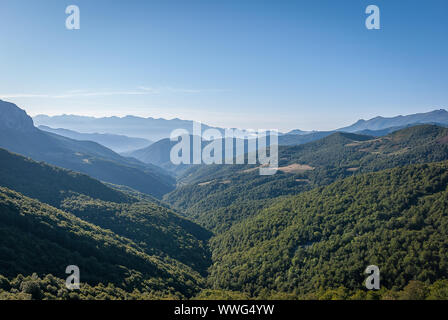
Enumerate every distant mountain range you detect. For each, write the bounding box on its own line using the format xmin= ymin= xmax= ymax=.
xmin=123 ymin=109 xmax=448 ymax=173
xmin=33 ymin=114 xmax=223 ymax=142
xmin=5 ymin=100 xmax=448 ymax=186
xmin=337 ymin=109 xmax=448 ymax=132
xmin=277 ymin=109 xmax=448 ymax=146
xmin=38 ymin=125 xmax=153 ymax=153
xmin=33 ymin=108 xmax=448 ymax=158
xmin=0 ymin=100 xmax=174 ymax=197
xmin=285 ymin=129 xmax=314 ymax=135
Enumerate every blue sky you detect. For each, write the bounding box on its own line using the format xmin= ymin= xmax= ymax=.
xmin=0 ymin=0 xmax=447 ymax=131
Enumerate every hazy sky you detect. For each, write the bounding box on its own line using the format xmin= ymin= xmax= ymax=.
xmin=1 ymin=0 xmax=447 ymax=131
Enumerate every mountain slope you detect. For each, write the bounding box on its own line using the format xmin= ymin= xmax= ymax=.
xmin=127 ymin=135 xmax=258 ymax=175
xmin=38 ymin=125 xmax=153 ymax=153
xmin=0 ymin=148 xmax=131 ymax=207
xmin=338 ymin=109 xmax=448 ymax=132
xmin=0 ymin=187 xmax=204 ymax=298
xmin=279 ymin=109 xmax=448 ymax=147
xmin=0 ymin=100 xmax=174 ymax=198
xmin=125 ymin=137 xmax=187 ymax=174
xmin=166 ymin=125 xmax=448 ymax=232
xmin=208 ymin=161 xmax=448 ymax=296
xmin=278 ymin=131 xmax=333 ymax=146
xmin=0 ymin=147 xmax=211 ymax=274
xmin=285 ymin=129 xmax=312 ymax=135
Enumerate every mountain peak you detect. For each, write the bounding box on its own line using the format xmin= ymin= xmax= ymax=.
xmin=431 ymin=108 xmax=448 ymax=114
xmin=0 ymin=100 xmax=36 ymax=132
xmin=339 ymin=108 xmax=448 ymax=133
xmin=287 ymin=129 xmax=311 ymax=135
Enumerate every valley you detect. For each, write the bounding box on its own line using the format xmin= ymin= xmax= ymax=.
xmin=1 ymin=100 xmax=448 ymax=300
xmin=2 ymin=0 xmax=448 ymax=307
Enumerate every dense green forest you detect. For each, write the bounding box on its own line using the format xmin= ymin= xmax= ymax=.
xmin=0 ymin=148 xmax=211 ymax=298
xmin=0 ymin=148 xmax=211 ymax=272
xmin=207 ymin=161 xmax=448 ymax=297
xmin=60 ymin=195 xmax=212 ymax=274
xmin=0 ymin=187 xmax=204 ymax=298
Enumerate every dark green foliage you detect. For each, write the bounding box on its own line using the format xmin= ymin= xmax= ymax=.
xmin=192 ymin=280 xmax=448 ymax=300
xmin=0 ymin=187 xmax=204 ymax=298
xmin=207 ymin=161 xmax=448 ymax=296
xmin=0 ymin=147 xmax=212 ymax=273
xmin=60 ymin=194 xmax=212 ymax=274
xmin=0 ymin=148 xmax=213 ymax=298
xmin=0 ymin=273 xmax=182 ymax=300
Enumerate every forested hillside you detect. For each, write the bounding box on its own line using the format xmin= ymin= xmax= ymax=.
xmin=166 ymin=125 xmax=448 ymax=232
xmin=0 ymin=187 xmax=204 ymax=298
xmin=0 ymin=147 xmax=215 ymax=299
xmin=0 ymin=148 xmax=131 ymax=207
xmin=207 ymin=161 xmax=448 ymax=298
